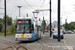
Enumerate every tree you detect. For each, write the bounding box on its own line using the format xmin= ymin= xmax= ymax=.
xmin=0 ymin=18 xmax=3 ymax=32
xmin=41 ymin=20 xmax=46 ymax=27
xmin=7 ymin=17 xmax=12 ymax=25
xmin=3 ymin=15 xmax=12 ymax=25
xmin=69 ymin=22 xmax=75 ymax=30
xmin=63 ymin=22 xmax=75 ymax=30
xmin=41 ymin=20 xmax=46 ymax=30
xmin=9 ymin=17 xmax=17 ymax=33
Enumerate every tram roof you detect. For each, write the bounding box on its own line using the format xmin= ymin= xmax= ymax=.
xmin=17 ymin=17 xmax=33 ymax=20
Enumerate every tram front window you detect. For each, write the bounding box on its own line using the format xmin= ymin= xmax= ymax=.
xmin=16 ymin=20 xmax=34 ymax=33
xmin=17 ymin=26 xmax=24 ymax=32
xmin=24 ymin=26 xmax=30 ymax=33
xmin=16 ymin=24 xmax=31 ymax=33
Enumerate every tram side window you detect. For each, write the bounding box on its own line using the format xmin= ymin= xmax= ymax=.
xmin=31 ymin=24 xmax=34 ymax=32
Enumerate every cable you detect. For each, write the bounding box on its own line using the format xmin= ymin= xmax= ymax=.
xmin=24 ymin=0 xmax=35 ymax=10
xmin=0 ymin=0 xmax=9 ymax=8
xmin=39 ymin=0 xmax=45 ymax=9
xmin=0 ymin=0 xmax=3 ymax=8
xmin=42 ymin=11 xmax=44 ymax=17
xmin=6 ymin=0 xmax=9 ymax=3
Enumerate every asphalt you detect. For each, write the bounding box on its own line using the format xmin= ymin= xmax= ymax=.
xmin=64 ymin=34 xmax=75 ymax=50
xmin=0 ymin=32 xmax=69 ymax=50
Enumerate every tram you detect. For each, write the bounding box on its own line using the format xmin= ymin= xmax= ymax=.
xmin=15 ymin=17 xmax=41 ymax=41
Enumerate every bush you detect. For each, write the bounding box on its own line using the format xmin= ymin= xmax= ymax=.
xmin=1 ymin=28 xmax=4 ymax=33
xmin=0 ymin=23 xmax=3 ymax=32
xmin=1 ymin=28 xmax=10 ymax=33
xmin=9 ymin=24 xmax=15 ymax=33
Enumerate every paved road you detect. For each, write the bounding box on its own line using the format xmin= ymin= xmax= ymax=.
xmin=64 ymin=33 xmax=75 ymax=50
xmin=0 ymin=33 xmax=67 ymax=50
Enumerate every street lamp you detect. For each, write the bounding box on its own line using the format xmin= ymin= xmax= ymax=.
xmin=17 ymin=6 xmax=22 ymax=17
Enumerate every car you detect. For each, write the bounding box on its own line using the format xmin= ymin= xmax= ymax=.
xmin=66 ymin=30 xmax=74 ymax=34
xmin=63 ymin=31 xmax=68 ymax=34
xmin=63 ymin=30 xmax=66 ymax=34
xmin=63 ymin=30 xmax=74 ymax=34
xmin=53 ymin=29 xmax=64 ymax=39
xmin=44 ymin=30 xmax=48 ymax=32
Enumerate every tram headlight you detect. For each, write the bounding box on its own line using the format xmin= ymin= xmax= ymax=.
xmin=27 ymin=35 xmax=31 ymax=37
xmin=16 ymin=35 xmax=19 ymax=37
xmin=27 ymin=35 xmax=29 ymax=37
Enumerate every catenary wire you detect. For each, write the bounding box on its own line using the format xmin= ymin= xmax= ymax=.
xmin=0 ymin=0 xmax=10 ymax=8
xmin=24 ymin=0 xmax=35 ymax=10
xmin=39 ymin=0 xmax=45 ymax=9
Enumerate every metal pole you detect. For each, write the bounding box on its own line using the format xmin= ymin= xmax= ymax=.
xmin=27 ymin=13 xmax=28 ymax=17
xmin=50 ymin=0 xmax=51 ymax=37
xmin=65 ymin=19 xmax=67 ymax=31
xmin=4 ymin=0 xmax=6 ymax=36
xmin=58 ymin=0 xmax=61 ymax=42
xmin=43 ymin=17 xmax=44 ymax=34
xmin=19 ymin=8 xmax=20 ymax=17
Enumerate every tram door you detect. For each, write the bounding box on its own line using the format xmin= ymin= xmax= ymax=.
xmin=38 ymin=26 xmax=41 ymax=38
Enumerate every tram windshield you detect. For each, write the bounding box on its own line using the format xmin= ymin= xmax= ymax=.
xmin=16 ymin=20 xmax=32 ymax=33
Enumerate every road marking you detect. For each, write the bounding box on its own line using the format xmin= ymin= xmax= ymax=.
xmin=62 ymin=39 xmax=73 ymax=50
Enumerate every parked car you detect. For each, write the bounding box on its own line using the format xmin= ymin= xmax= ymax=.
xmin=73 ymin=30 xmax=75 ymax=33
xmin=67 ymin=31 xmax=74 ymax=34
xmin=63 ymin=30 xmax=66 ymax=34
xmin=63 ymin=31 xmax=68 ymax=34
xmin=44 ymin=30 xmax=48 ymax=32
xmin=53 ymin=29 xmax=64 ymax=39
xmin=63 ymin=30 xmax=74 ymax=34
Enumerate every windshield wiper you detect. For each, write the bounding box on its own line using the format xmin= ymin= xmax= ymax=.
xmin=24 ymin=25 xmax=31 ymax=33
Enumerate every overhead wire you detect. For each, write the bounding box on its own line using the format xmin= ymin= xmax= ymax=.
xmin=24 ymin=0 xmax=35 ymax=10
xmin=39 ymin=0 xmax=45 ymax=10
xmin=23 ymin=0 xmax=46 ymax=19
xmin=6 ymin=0 xmax=9 ymax=3
xmin=0 ymin=0 xmax=3 ymax=8
xmin=23 ymin=0 xmax=45 ymax=11
xmin=0 ymin=0 xmax=10 ymax=8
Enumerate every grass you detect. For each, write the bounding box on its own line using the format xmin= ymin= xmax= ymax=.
xmin=0 ymin=33 xmax=15 ymax=36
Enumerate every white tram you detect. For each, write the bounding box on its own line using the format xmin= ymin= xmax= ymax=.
xmin=15 ymin=17 xmax=41 ymax=41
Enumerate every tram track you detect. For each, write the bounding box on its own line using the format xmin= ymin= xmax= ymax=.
xmin=0 ymin=39 xmax=29 ymax=50
xmin=37 ymin=38 xmax=55 ymax=50
xmin=41 ymin=39 xmax=56 ymax=50
xmin=40 ymin=35 xmax=58 ymax=50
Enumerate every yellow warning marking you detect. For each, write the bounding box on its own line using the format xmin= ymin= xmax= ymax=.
xmin=21 ymin=34 xmax=24 ymax=38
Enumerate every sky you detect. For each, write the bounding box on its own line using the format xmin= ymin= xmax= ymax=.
xmin=0 ymin=0 xmax=75 ymax=25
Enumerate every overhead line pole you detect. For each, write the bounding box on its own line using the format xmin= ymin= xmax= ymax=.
xmin=50 ymin=0 xmax=51 ymax=37
xmin=43 ymin=17 xmax=44 ymax=34
xmin=4 ymin=0 xmax=6 ymax=36
xmin=58 ymin=0 xmax=61 ymax=42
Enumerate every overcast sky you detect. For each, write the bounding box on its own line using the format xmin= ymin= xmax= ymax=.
xmin=0 ymin=0 xmax=75 ymax=25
